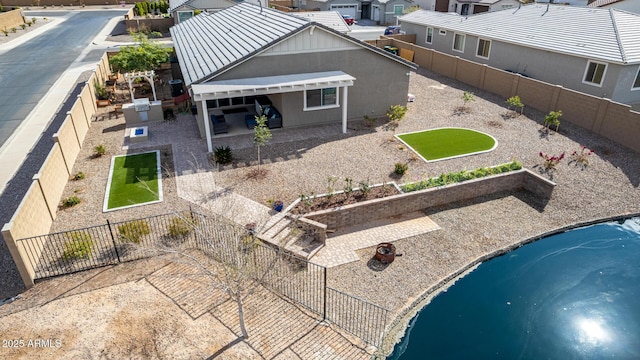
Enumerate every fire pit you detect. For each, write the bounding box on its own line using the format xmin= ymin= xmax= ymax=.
xmin=375 ymin=243 xmax=396 ymax=264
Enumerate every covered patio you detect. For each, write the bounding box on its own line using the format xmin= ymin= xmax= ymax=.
xmin=191 ymin=71 xmax=356 ymax=152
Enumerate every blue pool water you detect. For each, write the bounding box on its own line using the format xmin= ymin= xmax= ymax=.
xmin=389 ymin=218 xmax=640 ymax=359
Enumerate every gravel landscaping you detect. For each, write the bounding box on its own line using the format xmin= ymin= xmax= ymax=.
xmin=3 ymin=65 xmax=640 ymax=357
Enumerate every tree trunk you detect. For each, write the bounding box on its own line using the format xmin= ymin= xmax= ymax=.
xmin=257 ymin=145 xmax=261 ymax=173
xmin=236 ymin=292 xmax=249 ymax=339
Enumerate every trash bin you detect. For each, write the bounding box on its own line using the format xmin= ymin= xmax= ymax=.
xmin=168 ymin=79 xmax=183 ymax=97
xmin=384 ymin=46 xmax=398 ymax=55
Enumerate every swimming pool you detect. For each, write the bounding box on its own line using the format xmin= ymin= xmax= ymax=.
xmin=389 ymin=218 xmax=640 ymax=359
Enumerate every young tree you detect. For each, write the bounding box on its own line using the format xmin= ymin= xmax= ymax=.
xmin=506 ymin=95 xmax=524 ymax=116
xmin=252 ymin=115 xmax=272 ymax=177
xmin=544 ymin=110 xmax=562 ymax=132
xmin=110 ymin=33 xmax=171 ymax=72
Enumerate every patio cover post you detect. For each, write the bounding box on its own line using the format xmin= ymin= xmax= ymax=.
xmin=200 ymin=100 xmax=212 ymax=152
xmin=342 ymin=86 xmax=348 ymax=134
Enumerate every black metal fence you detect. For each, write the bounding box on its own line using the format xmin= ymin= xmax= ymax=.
xmin=15 ymin=210 xmax=390 ymax=346
xmin=326 ymin=287 xmax=390 ymax=346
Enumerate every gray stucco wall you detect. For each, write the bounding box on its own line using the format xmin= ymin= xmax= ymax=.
xmin=400 ymin=21 xmax=639 ymax=104
xmin=213 ymin=48 xmax=412 ymax=128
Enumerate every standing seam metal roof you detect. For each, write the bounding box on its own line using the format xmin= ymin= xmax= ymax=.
xmin=171 ymin=2 xmax=416 ymax=86
xmin=399 ymin=5 xmax=640 ymax=64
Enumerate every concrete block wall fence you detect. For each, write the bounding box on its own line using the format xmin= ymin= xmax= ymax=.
xmin=376 ymin=36 xmax=640 ymax=154
xmin=1 ymin=53 xmax=109 ymax=288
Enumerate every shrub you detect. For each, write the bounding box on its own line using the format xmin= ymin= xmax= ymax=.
xmin=543 ymin=110 xmax=562 ymax=132
xmin=118 ymin=220 xmax=150 ymax=243
xmin=343 ymin=177 xmax=353 ymax=195
xmin=32 ymin=18 xmax=37 ymax=24
xmin=20 ymin=24 xmax=26 ymax=30
xmin=94 ymin=81 xmax=109 ymax=100
xmin=61 ymin=196 xmax=81 ymax=208
xmin=387 ymin=105 xmax=408 ymax=123
xmin=506 ymin=96 xmax=524 ymax=115
xmin=10 ymin=27 xmax=16 ymax=33
xmin=149 ymin=31 xmax=162 ymax=38
xmin=213 ymin=145 xmax=233 ymax=165
xmin=168 ymin=216 xmax=198 ymax=237
xmin=62 ymin=232 xmax=93 ymax=260
xmin=26 ymin=21 xmax=32 ymax=27
xmin=462 ymin=91 xmax=475 ymax=105
xmin=394 ymin=162 xmax=408 ymax=176
xmin=93 ymin=144 xmax=106 ymax=157
xmin=570 ymin=146 xmax=594 ymax=167
xmin=359 ymin=179 xmax=371 ymax=196
xmin=2 ymin=29 xmax=8 ymax=36
xmin=72 ymin=171 xmax=85 ymax=180
xmin=539 ymin=151 xmax=565 ymax=170
xmin=401 ymin=161 xmax=522 ymax=192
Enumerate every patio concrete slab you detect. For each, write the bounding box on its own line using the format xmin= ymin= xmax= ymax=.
xmin=311 ymin=212 xmax=440 ymax=268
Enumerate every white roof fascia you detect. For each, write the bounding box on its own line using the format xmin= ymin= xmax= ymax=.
xmin=191 ymin=71 xmax=356 ymax=101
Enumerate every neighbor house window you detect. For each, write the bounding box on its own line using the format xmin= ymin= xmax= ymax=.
xmin=305 ymin=87 xmax=339 ymax=110
xmin=177 ymin=10 xmax=194 ymax=23
xmin=453 ymin=33 xmax=465 ymax=52
xmin=632 ymin=67 xmax=640 ymax=90
xmin=426 ymin=27 xmax=433 ymax=44
xmin=476 ymin=39 xmax=491 ymax=59
xmin=583 ymin=61 xmax=607 ymax=86
xmin=394 ymin=5 xmax=404 ymax=15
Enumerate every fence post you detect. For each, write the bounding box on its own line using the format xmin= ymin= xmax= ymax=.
xmin=106 ymin=220 xmax=121 ymax=263
xmin=323 ymin=266 xmax=327 ymax=321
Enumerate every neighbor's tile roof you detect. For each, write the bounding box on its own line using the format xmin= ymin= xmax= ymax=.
xmin=399 ymin=4 xmax=640 ymax=64
xmin=169 ymin=0 xmax=192 ymax=11
xmin=587 ymin=0 xmax=624 ymax=7
xmin=294 ymin=11 xmax=351 ymax=33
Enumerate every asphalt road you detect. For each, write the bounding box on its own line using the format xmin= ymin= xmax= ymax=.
xmin=0 ymin=10 xmax=126 ymax=148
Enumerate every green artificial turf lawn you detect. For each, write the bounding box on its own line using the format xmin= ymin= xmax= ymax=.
xmin=397 ymin=128 xmax=496 ymax=161
xmin=106 ymin=152 xmax=160 ymax=210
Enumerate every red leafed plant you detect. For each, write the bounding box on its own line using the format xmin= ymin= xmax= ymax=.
xmin=569 ymin=146 xmax=594 ymax=167
xmin=539 ymin=151 xmax=565 ymax=170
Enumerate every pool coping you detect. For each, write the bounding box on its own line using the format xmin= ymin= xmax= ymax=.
xmin=377 ymin=212 xmax=640 ymax=359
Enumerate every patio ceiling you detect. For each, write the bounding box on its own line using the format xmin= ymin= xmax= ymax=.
xmin=190 ymin=71 xmax=355 ymax=101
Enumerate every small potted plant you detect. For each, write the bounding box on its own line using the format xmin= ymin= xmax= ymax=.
xmin=273 ymin=200 xmax=284 ymax=212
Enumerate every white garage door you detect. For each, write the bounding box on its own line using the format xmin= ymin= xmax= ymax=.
xmin=331 ymin=4 xmax=357 ymax=18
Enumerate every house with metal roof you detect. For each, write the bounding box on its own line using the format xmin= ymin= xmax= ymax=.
xmin=399 ymin=4 xmax=640 ymax=106
xmin=170 ymin=2 xmax=416 ymax=152
xmin=302 ymin=0 xmax=415 ymax=25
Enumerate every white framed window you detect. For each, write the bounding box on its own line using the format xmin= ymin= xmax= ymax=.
xmin=453 ymin=33 xmax=465 ymax=53
xmin=177 ymin=10 xmax=194 ymax=23
xmin=394 ymin=5 xmax=404 ymax=15
xmin=632 ymin=67 xmax=640 ymax=90
xmin=304 ymin=87 xmax=339 ymax=110
xmin=439 ymin=29 xmax=446 ymax=36
xmin=582 ymin=61 xmax=607 ymax=86
xmin=476 ymin=38 xmax=491 ymax=59
xmin=426 ymin=27 xmax=433 ymax=44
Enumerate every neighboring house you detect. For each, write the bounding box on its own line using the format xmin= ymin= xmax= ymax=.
xmin=170 ymin=3 xmax=416 ymax=152
xmin=411 ymin=0 xmax=518 ymax=13
xmin=535 ymin=0 xmax=588 ymax=5
xmin=588 ymin=0 xmax=640 ymax=14
xmin=169 ymin=0 xmax=239 ymax=23
xmin=303 ymin=0 xmax=414 ymax=24
xmin=450 ymin=0 xmax=520 ymax=15
xmin=293 ymin=11 xmax=351 ymax=32
xmin=399 ymin=5 xmax=640 ymax=106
